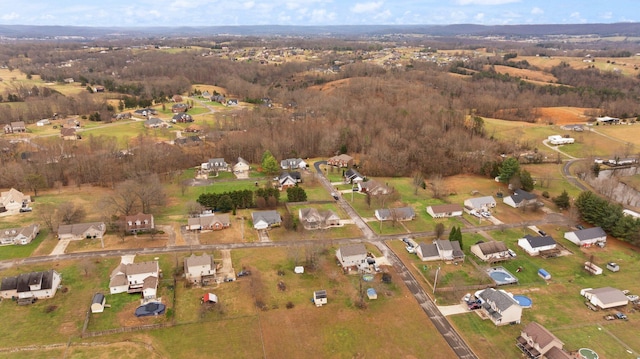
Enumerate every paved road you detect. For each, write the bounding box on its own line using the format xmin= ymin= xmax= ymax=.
xmin=562 ymin=159 xmax=589 ymax=191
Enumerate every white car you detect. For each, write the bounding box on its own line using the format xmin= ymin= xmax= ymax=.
xmin=508 ymin=249 xmax=517 ymax=257
xmin=405 ymin=245 xmax=415 ymax=254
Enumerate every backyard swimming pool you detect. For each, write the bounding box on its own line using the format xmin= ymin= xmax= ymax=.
xmin=486 ymin=266 xmax=519 ymax=285
xmin=513 ymin=295 xmax=533 ymax=308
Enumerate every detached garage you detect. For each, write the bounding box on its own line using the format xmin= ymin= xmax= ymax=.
xmin=581 ymin=287 xmax=629 ymax=309
xmin=91 ymin=293 xmax=106 ymax=313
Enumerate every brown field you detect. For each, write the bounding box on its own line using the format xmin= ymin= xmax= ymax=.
xmin=492 ymin=65 xmax=558 ymax=83
xmin=308 ymin=77 xmax=353 ymax=94
xmin=533 ymin=107 xmax=594 ymax=125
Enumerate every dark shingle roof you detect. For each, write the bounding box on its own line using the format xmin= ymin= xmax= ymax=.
xmin=523 ymin=234 xmax=556 ymax=248
xmin=573 ymin=227 xmax=607 ymax=241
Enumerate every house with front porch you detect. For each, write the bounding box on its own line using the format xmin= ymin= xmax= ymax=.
xmin=187 ymin=214 xmax=230 ymax=231
xmin=109 ymin=258 xmax=159 ymax=300
xmin=503 ymin=189 xmax=537 ymax=208
xmin=470 ymin=241 xmax=510 ymax=262
xmin=327 ymin=154 xmax=354 ymax=168
xmin=516 ymin=322 xmax=572 ymax=359
xmin=0 ymin=269 xmax=61 ymax=300
xmin=280 ymin=158 xmax=307 ymax=170
xmin=344 ymin=168 xmax=364 ymax=184
xmin=299 ymin=208 xmax=340 ymax=230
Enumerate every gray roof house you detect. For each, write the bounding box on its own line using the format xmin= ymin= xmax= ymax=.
xmin=187 ymin=214 xmax=230 ymax=231
xmin=206 ymin=158 xmax=229 ymax=172
xmin=345 ymin=168 xmax=364 ymax=184
xmin=0 ymin=269 xmax=62 ymax=300
xmin=252 ymin=210 xmax=282 ymax=230
xmin=374 ymin=207 xmax=416 ymax=221
xmin=564 ymin=227 xmax=607 ymax=247
xmin=517 ymin=234 xmax=556 ymax=256
xmin=477 ymin=288 xmax=522 ymax=326
xmin=416 ymin=243 xmax=440 ymax=261
xmin=57 ymin=222 xmax=106 ymax=241
xmin=582 ymin=287 xmax=629 ymax=309
xmin=336 ymin=244 xmax=368 ymax=269
xmin=0 ymin=224 xmax=39 ymax=245
xmin=299 ymin=208 xmax=340 ymax=230
xmin=464 ymin=196 xmax=497 ymax=211
xmin=109 ymin=259 xmax=159 ymax=300
xmin=416 ymin=240 xmax=464 ymax=261
xmin=184 ymin=253 xmax=216 ymax=285
xmin=280 ymin=158 xmax=307 ymax=170
xmin=470 ymin=241 xmax=510 ymax=262
xmin=503 ymin=189 xmax=537 ymax=208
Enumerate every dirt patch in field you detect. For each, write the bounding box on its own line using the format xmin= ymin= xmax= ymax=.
xmin=534 ymin=107 xmax=595 ymax=125
xmin=308 ymin=78 xmax=353 ymax=94
xmin=493 ymin=65 xmax=558 ymax=83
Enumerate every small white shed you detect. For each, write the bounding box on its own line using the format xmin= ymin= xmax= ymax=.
xmin=313 ymin=290 xmax=327 ymax=307
xmin=294 ymin=266 xmax=304 ymax=274
xmin=91 ymin=293 xmax=106 ymax=313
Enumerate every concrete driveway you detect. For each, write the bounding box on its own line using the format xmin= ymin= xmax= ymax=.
xmin=438 ymin=303 xmax=469 ymax=316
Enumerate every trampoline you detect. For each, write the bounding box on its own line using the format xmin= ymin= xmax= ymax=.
xmin=486 ymin=266 xmax=519 ymax=285
xmin=362 ymin=274 xmax=374 ymax=282
xmin=513 ymin=295 xmax=532 ymax=308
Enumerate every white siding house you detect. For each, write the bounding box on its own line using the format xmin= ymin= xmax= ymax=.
xmin=564 ymin=227 xmax=607 ymax=247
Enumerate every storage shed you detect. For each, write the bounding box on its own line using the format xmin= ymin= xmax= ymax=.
xmin=366 ymin=288 xmax=378 ymax=300
xmin=91 ymin=293 xmax=106 ymax=313
xmin=538 ymin=268 xmax=551 ymax=280
xmin=313 ymin=290 xmax=327 ymax=307
xmin=606 ymin=262 xmax=620 ymax=272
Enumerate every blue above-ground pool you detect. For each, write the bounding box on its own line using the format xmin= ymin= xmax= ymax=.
xmin=486 ymin=266 xmax=519 ymax=285
xmin=513 ymin=295 xmax=533 ymax=308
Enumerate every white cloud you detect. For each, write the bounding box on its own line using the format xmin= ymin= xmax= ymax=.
xmin=570 ymin=11 xmax=586 ymax=23
xmin=309 ymin=9 xmax=336 ymax=23
xmin=351 ymin=1 xmax=383 ymax=14
xmin=531 ymin=7 xmax=543 ymax=15
xmin=1 ymin=12 xmax=20 ymax=21
xmin=170 ymin=0 xmax=199 ymax=9
xmin=474 ymin=13 xmax=485 ymax=21
xmin=242 ymin=1 xmax=255 ymax=10
xmin=373 ymin=9 xmax=392 ymax=21
xmin=456 ymin=0 xmax=520 ymax=5
xmin=601 ymin=11 xmax=612 ymax=20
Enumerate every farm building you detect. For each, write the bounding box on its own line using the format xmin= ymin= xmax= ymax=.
xmin=564 ymin=227 xmax=606 ymax=247
xmin=581 ymin=287 xmax=629 ymax=309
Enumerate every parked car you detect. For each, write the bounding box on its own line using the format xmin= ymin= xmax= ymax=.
xmin=134 ymin=302 xmax=166 ymax=317
xmin=603 ymin=315 xmax=616 ymax=321
xmin=405 ymin=245 xmax=415 ymax=254
xmin=576 ymin=224 xmax=585 ymax=230
xmin=626 ymin=295 xmax=639 ymax=302
xmin=538 ymin=230 xmax=547 ymax=236
xmin=615 ymin=312 xmax=628 ymax=320
xmin=237 ymin=270 xmax=251 ymax=277
xmin=481 ymin=211 xmax=491 ymax=218
xmin=462 ymin=293 xmax=471 ymax=303
xmin=467 ymin=302 xmax=481 ymax=310
xmin=508 ymin=249 xmax=517 ymax=258
xmin=20 ymin=207 xmax=32 ymax=212
xmin=224 ymin=277 xmax=235 ymax=282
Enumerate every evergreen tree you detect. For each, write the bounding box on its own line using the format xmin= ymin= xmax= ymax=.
xmin=520 ymin=170 xmax=535 ymax=192
xmin=498 ymin=157 xmax=520 ymax=183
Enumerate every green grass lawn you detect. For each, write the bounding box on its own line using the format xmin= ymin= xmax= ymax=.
xmin=0 ymin=229 xmax=49 ymax=260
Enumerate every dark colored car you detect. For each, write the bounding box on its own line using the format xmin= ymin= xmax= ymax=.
xmin=615 ymin=312 xmax=628 ymax=320
xmin=134 ymin=302 xmax=166 ymax=317
xmin=468 ymin=302 xmax=481 ymax=310
xmin=538 ymin=230 xmax=547 ymax=236
xmin=237 ymin=270 xmax=251 ymax=277
xmin=576 ymin=225 xmax=585 ymax=230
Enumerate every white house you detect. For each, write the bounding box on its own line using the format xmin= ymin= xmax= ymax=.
xmin=0 ymin=188 xmax=31 ymax=212
xmin=280 ymin=158 xmax=307 ymax=170
xmin=517 ymin=234 xmax=557 ymax=256
xmin=463 ymin=196 xmax=496 ymax=213
xmin=91 ymin=293 xmax=106 ymax=313
xmin=0 ymin=224 xmax=39 ymax=245
xmin=564 ymin=227 xmax=607 ymax=247
xmin=344 ymin=168 xmax=365 ymax=184
xmin=581 ymin=287 xmax=629 ymax=309
xmin=503 ymin=189 xmax=537 ymax=208
xmin=336 ymin=243 xmax=368 ymax=269
xmin=0 ymin=270 xmax=61 ymax=300
xmin=251 ymin=210 xmax=282 ymax=230
xmin=547 ymin=135 xmax=575 ymax=145
xmin=109 ymin=258 xmax=159 ymax=300
xmin=313 ymin=290 xmax=328 ymax=307
xmin=426 ymin=204 xmax=463 ymax=218
xmin=416 ymin=242 xmax=440 ymax=261
xmin=416 ymin=240 xmax=464 ymax=262
xmin=233 ymin=157 xmax=250 ymax=178
xmin=184 ymin=253 xmax=216 ymax=285
xmin=477 ymin=288 xmax=522 ymax=326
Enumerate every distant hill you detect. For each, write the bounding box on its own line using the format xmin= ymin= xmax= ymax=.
xmin=2 ymin=23 xmax=640 ymax=40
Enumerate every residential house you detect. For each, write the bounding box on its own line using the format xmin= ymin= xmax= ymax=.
xmin=336 ymin=243 xmax=368 ymax=269
xmin=63 ymin=77 xmax=75 ymax=83
xmin=172 ymin=95 xmax=183 ymax=103
xmin=57 ymin=222 xmax=106 ymax=241
xmin=278 ymin=171 xmax=301 ymax=190
xmin=298 ymin=208 xmax=340 ymax=230
xmin=0 ymin=269 xmax=61 ymax=300
xmin=60 ymin=127 xmax=79 ymax=140
xmin=251 ymin=210 xmax=282 ymax=230
xmin=171 ymin=103 xmax=188 ymax=113
xmin=187 ymin=214 xmax=230 ymax=231
xmin=0 ymin=188 xmax=31 ymax=212
xmin=517 ymin=234 xmax=557 ymax=256
xmin=564 ymin=227 xmax=607 ymax=248
xmin=171 ymin=113 xmax=193 ymax=123
xmin=124 ymin=213 xmax=154 ymax=234
xmin=0 ymin=224 xmax=39 ymax=245
xmin=211 ymin=94 xmax=226 ymax=103
xmin=226 ymin=99 xmax=239 ymax=106
xmin=327 ymin=154 xmax=354 ymax=168
xmin=582 ymin=287 xmax=629 ymax=309
xmin=503 ymin=189 xmax=537 ymax=208
xmin=3 ymin=121 xmax=26 ymax=134
xmin=374 ymin=207 xmax=415 ymax=221
xmin=144 ymin=117 xmax=168 ymax=129
xmin=463 ymin=196 xmax=496 ymax=213
xmin=280 ymin=158 xmax=307 ymax=170
xmin=416 ymin=242 xmax=441 ymax=261
xmin=358 ymin=180 xmax=390 ymax=195
xmin=344 ymin=168 xmax=365 ymax=184
xmin=201 ymin=91 xmax=211 ymax=98
xmin=203 ymin=158 xmax=229 ymax=173
xmin=174 ymin=135 xmax=202 ymax=147
xmin=184 ymin=253 xmax=216 ymax=285
xmin=233 ymin=157 xmax=250 ymax=178
xmin=416 ymin=240 xmax=464 ymax=261
xmin=93 ymin=86 xmax=105 ymax=93
xmin=477 ymin=288 xmax=522 ymax=326
xmin=470 ymin=241 xmax=510 ymax=262
xmin=133 ymin=108 xmax=156 ymax=117
xmin=109 ymin=258 xmax=159 ymax=300
xmin=426 ymin=204 xmax=463 ymax=218
xmin=517 ymin=322 xmax=572 ymax=359
xmin=62 ymin=119 xmax=80 ymax=129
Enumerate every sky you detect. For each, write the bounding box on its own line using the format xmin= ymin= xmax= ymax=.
xmin=0 ymin=0 xmax=636 ymax=27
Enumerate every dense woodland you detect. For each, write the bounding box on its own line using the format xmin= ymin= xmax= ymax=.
xmin=2 ymin=37 xmax=640 ymax=190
